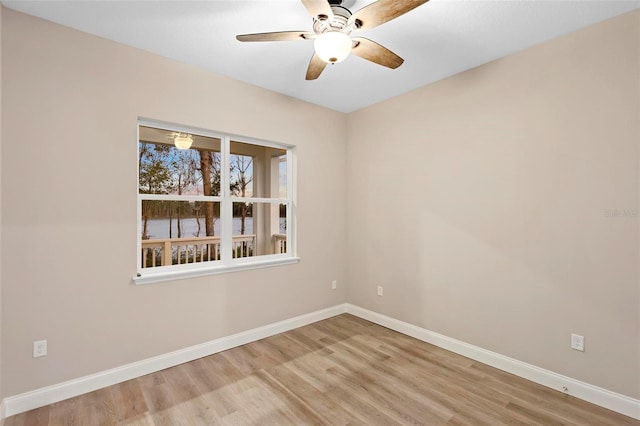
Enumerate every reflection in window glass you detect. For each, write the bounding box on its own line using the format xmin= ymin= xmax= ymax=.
xmin=230 ymin=140 xmax=286 ymax=198
xmin=139 ymin=127 xmax=221 ymax=196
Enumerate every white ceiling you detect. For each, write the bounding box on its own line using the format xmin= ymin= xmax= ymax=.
xmin=4 ymin=0 xmax=639 ymax=113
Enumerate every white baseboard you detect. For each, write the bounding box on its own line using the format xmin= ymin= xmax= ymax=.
xmin=345 ymin=303 xmax=640 ymax=420
xmin=1 ymin=304 xmax=347 ymax=419
xmin=3 ymin=303 xmax=638 ymax=421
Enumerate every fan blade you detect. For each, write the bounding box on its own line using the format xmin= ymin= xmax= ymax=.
xmin=351 ymin=37 xmax=404 ymax=69
xmin=301 ymin=0 xmax=333 ymax=20
xmin=349 ymin=0 xmax=429 ymax=31
xmin=306 ymin=53 xmax=327 ymax=80
xmin=236 ymin=31 xmax=314 ymax=42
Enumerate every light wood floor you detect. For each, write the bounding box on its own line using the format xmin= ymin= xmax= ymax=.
xmin=5 ymin=314 xmax=639 ymax=425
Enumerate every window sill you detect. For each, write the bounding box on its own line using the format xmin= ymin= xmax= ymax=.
xmin=133 ymin=257 xmax=300 ymax=285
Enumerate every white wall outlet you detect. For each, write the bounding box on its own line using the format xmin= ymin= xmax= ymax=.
xmin=571 ymin=334 xmax=584 ymax=352
xmin=331 ymin=280 xmax=337 ymax=290
xmin=377 ymin=286 xmax=383 ymax=296
xmin=33 ymin=340 xmax=47 ymax=358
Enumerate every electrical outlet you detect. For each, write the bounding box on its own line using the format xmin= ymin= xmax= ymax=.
xmin=331 ymin=280 xmax=337 ymax=290
xmin=33 ymin=340 xmax=47 ymax=358
xmin=377 ymin=286 xmax=383 ymax=296
xmin=571 ymin=334 xmax=584 ymax=352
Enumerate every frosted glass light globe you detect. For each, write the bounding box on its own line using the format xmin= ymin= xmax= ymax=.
xmin=174 ymin=134 xmax=193 ymax=150
xmin=314 ymin=31 xmax=352 ymax=64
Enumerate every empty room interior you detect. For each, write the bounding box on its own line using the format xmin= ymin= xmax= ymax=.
xmin=0 ymin=0 xmax=639 ymax=424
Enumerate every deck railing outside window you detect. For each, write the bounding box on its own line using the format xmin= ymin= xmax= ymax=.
xmin=141 ymin=235 xmax=258 ymax=268
xmin=273 ymin=233 xmax=287 ymax=254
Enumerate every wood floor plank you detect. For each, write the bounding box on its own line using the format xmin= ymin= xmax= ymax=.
xmin=3 ymin=405 xmax=50 ymax=426
xmin=5 ymin=314 xmax=639 ymax=425
xmin=109 ymin=379 xmax=149 ymax=422
xmin=77 ymin=387 xmax=118 ymax=425
xmin=266 ymin=362 xmax=360 ymax=424
xmin=254 ymin=369 xmax=329 ymax=424
xmin=116 ymin=412 xmax=155 ymax=426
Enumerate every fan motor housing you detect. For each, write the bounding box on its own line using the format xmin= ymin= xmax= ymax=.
xmin=313 ymin=4 xmax=353 ymax=35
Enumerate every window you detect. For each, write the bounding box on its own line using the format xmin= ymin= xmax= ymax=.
xmin=136 ymin=121 xmax=296 ymax=284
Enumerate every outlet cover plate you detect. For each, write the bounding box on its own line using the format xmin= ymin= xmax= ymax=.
xmin=33 ymin=340 xmax=47 ymax=358
xmin=571 ymin=334 xmax=584 ymax=352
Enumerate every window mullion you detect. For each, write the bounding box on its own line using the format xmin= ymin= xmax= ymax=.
xmin=220 ymin=136 xmax=232 ymax=263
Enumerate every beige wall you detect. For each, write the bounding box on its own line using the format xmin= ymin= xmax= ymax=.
xmin=347 ymin=10 xmax=640 ymax=398
xmin=0 ymin=8 xmax=347 ymax=397
xmin=1 ymin=4 xmax=639 ymax=404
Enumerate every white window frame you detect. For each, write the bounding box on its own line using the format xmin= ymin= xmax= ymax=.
xmin=134 ymin=119 xmax=298 ymax=285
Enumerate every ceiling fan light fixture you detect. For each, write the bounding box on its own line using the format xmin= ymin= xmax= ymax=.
xmin=174 ymin=133 xmax=193 ymax=150
xmin=314 ymin=31 xmax=351 ymax=64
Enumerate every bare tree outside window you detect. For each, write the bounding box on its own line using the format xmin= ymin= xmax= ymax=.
xmin=230 ymin=154 xmax=253 ymax=235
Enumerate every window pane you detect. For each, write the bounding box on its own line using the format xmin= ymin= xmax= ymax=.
xmin=232 ymin=202 xmax=287 ymax=258
xmin=230 ymin=140 xmax=286 ymax=198
xmin=139 ymin=127 xmax=221 ymax=196
xmin=141 ymin=200 xmax=221 ymax=268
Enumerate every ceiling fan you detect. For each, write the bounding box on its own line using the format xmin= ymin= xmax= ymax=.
xmin=236 ymin=0 xmax=429 ymax=80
